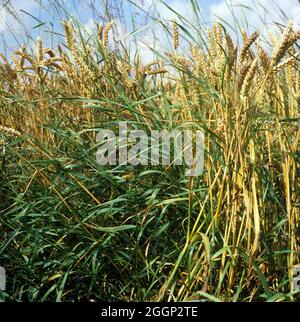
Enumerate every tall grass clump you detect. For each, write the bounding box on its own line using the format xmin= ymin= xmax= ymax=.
xmin=0 ymin=0 xmax=299 ymax=302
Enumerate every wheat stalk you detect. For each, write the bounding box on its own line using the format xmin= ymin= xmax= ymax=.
xmin=63 ymin=20 xmax=74 ymax=50
xmin=172 ymin=19 xmax=179 ymax=50
xmin=145 ymin=67 xmax=168 ymax=75
xmin=97 ymin=24 xmax=104 ymax=41
xmin=240 ymin=57 xmax=258 ymax=98
xmin=273 ymin=53 xmax=298 ymax=72
xmin=103 ymin=20 xmax=115 ymax=50
xmin=0 ymin=125 xmax=21 ymax=137
xmin=271 ymin=22 xmax=300 ymax=67
xmin=239 ymin=31 xmax=259 ymax=65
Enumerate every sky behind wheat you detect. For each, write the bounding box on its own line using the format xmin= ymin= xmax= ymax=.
xmin=0 ymin=0 xmax=300 ymax=58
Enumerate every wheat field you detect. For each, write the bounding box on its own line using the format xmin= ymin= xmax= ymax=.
xmin=0 ymin=0 xmax=300 ymax=302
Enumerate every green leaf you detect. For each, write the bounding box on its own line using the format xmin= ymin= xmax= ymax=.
xmin=90 ymin=225 xmax=136 ymax=233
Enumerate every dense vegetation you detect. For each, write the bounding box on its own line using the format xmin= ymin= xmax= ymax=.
xmin=0 ymin=0 xmax=299 ymax=301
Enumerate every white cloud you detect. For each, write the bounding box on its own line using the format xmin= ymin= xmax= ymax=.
xmin=82 ymin=3 xmax=178 ymax=63
xmin=149 ymin=0 xmax=191 ymax=21
xmin=118 ymin=0 xmax=198 ymax=62
xmin=84 ymin=18 xmax=97 ymax=35
xmin=0 ymin=7 xmax=6 ymax=31
xmin=209 ymin=0 xmax=300 ymax=36
xmin=5 ymin=0 xmax=40 ymax=31
xmin=126 ymin=0 xmax=300 ymax=62
xmin=0 ymin=0 xmax=42 ymax=53
xmin=3 ymin=0 xmax=300 ymax=61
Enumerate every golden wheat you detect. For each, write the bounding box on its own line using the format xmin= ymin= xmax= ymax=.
xmin=239 ymin=31 xmax=259 ymax=65
xmin=172 ymin=19 xmax=179 ymax=50
xmin=0 ymin=125 xmax=21 ymax=137
xmin=103 ymin=20 xmax=115 ymax=50
xmin=271 ymin=22 xmax=299 ymax=67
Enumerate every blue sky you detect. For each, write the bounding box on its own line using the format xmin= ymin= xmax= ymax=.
xmin=0 ymin=0 xmax=219 ymax=54
xmin=0 ymin=0 xmax=300 ymax=57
